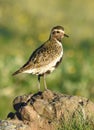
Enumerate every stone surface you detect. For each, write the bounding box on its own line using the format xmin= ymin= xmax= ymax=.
xmin=0 ymin=90 xmax=94 ymax=130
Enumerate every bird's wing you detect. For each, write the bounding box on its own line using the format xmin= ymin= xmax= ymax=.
xmin=12 ymin=40 xmax=62 ymax=75
xmin=22 ymin=40 xmax=61 ymax=69
xmin=26 ymin=42 xmax=55 ymax=67
xmin=12 ymin=44 xmax=45 ymax=75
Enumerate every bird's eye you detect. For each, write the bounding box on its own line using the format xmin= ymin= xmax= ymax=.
xmin=56 ymin=31 xmax=60 ymax=33
xmin=52 ymin=31 xmax=55 ymax=34
xmin=52 ymin=30 xmax=60 ymax=34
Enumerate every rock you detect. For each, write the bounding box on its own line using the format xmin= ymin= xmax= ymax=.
xmin=0 ymin=90 xmax=94 ymax=130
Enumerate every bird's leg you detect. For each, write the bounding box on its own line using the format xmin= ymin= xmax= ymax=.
xmin=43 ymin=74 xmax=47 ymax=90
xmin=38 ymin=75 xmax=40 ymax=91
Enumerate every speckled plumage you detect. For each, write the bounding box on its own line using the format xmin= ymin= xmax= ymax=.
xmin=12 ymin=25 xmax=69 ymax=90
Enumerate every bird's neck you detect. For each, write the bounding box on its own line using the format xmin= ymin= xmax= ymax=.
xmin=49 ymin=37 xmax=62 ymax=44
xmin=49 ymin=36 xmax=62 ymax=43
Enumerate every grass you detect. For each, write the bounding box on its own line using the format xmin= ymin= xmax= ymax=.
xmin=58 ymin=109 xmax=94 ymax=130
xmin=58 ymin=117 xmax=94 ymax=130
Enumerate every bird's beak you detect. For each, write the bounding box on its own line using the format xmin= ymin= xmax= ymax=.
xmin=64 ymin=33 xmax=69 ymax=38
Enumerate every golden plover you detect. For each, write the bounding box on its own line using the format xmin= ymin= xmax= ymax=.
xmin=12 ymin=26 xmax=69 ymax=90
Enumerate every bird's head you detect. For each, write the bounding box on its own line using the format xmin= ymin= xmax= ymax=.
xmin=50 ymin=25 xmax=69 ymax=42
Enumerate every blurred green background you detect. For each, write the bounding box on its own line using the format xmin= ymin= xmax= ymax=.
xmin=0 ymin=0 xmax=94 ymax=119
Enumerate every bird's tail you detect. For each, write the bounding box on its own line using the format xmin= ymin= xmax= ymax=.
xmin=12 ymin=69 xmax=22 ymax=76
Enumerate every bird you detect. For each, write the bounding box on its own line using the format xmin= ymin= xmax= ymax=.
xmin=12 ymin=25 xmax=69 ymax=90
